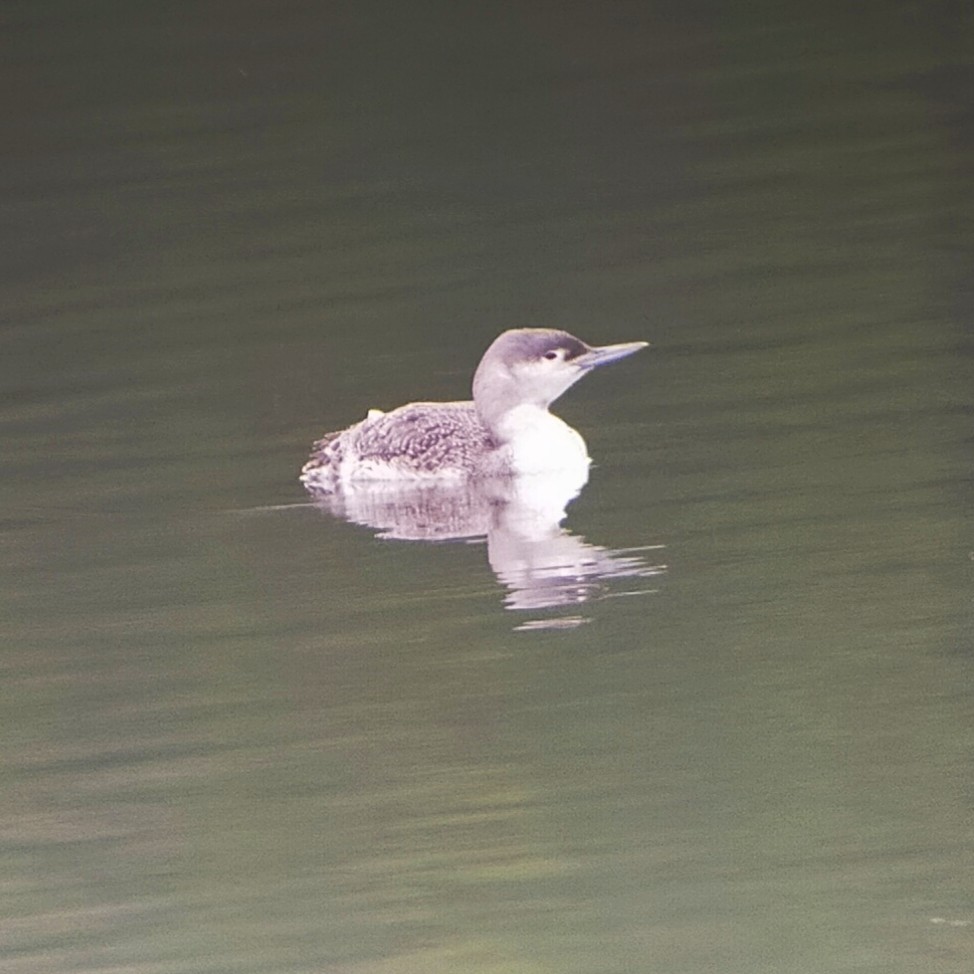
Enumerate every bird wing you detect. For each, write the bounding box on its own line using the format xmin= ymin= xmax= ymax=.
xmin=351 ymin=401 xmax=494 ymax=472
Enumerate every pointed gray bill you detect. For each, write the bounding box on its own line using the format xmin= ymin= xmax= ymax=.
xmin=576 ymin=341 xmax=650 ymax=370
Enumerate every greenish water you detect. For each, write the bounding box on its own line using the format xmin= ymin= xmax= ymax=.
xmin=2 ymin=2 xmax=972 ymax=972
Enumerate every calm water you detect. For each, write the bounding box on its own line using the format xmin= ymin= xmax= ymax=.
xmin=3 ymin=2 xmax=972 ymax=972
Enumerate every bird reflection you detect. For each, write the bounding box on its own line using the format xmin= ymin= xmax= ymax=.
xmin=310 ymin=467 xmax=664 ymax=621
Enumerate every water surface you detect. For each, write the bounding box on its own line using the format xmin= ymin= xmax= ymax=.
xmin=2 ymin=2 xmax=972 ymax=972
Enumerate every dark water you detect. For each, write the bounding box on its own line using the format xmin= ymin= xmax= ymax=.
xmin=3 ymin=2 xmax=972 ymax=972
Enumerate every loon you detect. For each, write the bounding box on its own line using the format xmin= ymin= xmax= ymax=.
xmin=301 ymin=328 xmax=648 ymax=492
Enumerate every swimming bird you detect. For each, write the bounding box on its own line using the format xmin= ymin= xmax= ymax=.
xmin=300 ymin=328 xmax=648 ymax=492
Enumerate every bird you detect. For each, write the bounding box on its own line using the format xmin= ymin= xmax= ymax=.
xmin=300 ymin=328 xmax=648 ymax=493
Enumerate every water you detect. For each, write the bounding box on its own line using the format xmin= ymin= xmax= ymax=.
xmin=2 ymin=2 xmax=972 ymax=972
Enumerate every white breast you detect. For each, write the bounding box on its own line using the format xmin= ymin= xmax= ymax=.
xmin=495 ymin=405 xmax=591 ymax=477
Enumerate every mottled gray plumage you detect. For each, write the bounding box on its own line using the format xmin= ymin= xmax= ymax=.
xmin=301 ymin=328 xmax=647 ymax=493
xmin=303 ymin=401 xmax=493 ymax=480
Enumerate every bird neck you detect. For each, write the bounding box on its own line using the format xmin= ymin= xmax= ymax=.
xmin=490 ymin=403 xmax=556 ymax=444
xmin=473 ymin=360 xmax=551 ymax=442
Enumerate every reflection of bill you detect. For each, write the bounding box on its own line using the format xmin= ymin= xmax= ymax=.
xmin=309 ymin=469 xmax=665 ymax=622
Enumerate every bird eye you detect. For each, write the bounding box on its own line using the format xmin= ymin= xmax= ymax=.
xmin=544 ymin=350 xmax=559 ymax=361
